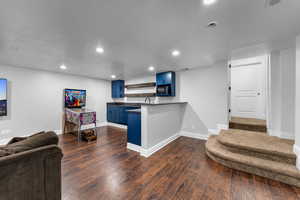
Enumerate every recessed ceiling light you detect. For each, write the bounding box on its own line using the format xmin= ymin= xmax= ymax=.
xmin=148 ymin=66 xmax=155 ymax=71
xmin=172 ymin=50 xmax=181 ymax=57
xmin=203 ymin=0 xmax=217 ymax=5
xmin=60 ymin=64 xmax=67 ymax=70
xmin=96 ymin=46 xmax=104 ymax=54
xmin=111 ymin=75 xmax=116 ymax=79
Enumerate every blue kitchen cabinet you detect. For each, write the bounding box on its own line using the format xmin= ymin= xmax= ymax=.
xmin=107 ymin=105 xmax=114 ymax=122
xmin=156 ymin=71 xmax=174 ymax=86
xmin=111 ymin=80 xmax=125 ymax=98
xmin=113 ymin=107 xmax=120 ymax=123
xmin=107 ymin=104 xmax=118 ymax=123
xmin=107 ymin=104 xmax=140 ymax=125
xmin=119 ymin=106 xmax=127 ymax=124
xmin=156 ymin=71 xmax=176 ymax=97
xmin=127 ymin=111 xmax=141 ymax=146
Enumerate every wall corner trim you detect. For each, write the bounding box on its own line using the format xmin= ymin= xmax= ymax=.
xmin=293 ymin=144 xmax=300 ymax=170
xmin=208 ymin=124 xmax=229 ymax=136
xmin=179 ymin=131 xmax=208 ymax=140
xmin=208 ymin=129 xmax=219 ymax=135
xmin=127 ymin=143 xmax=142 ymax=152
xmin=127 ymin=134 xmax=180 ymax=158
xmin=140 ymin=134 xmax=180 ymax=157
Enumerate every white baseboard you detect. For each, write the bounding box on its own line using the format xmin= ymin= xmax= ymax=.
xmin=140 ymin=134 xmax=180 ymax=158
xmin=54 ymin=130 xmax=63 ymax=135
xmin=97 ymin=121 xmax=108 ymax=127
xmin=127 ymin=131 xmax=209 ymax=157
xmin=268 ymin=129 xmax=280 ymax=137
xmin=294 ymin=144 xmax=300 ymax=170
xmin=208 ymin=129 xmax=219 ymax=135
xmin=127 ymin=143 xmax=142 ymax=152
xmin=105 ymin=122 xmax=127 ymax=129
xmin=268 ymin=129 xmax=294 ymax=140
xmin=217 ymin=124 xmax=229 ymax=130
xmin=279 ymin=132 xmax=294 ymax=140
xmin=179 ymin=131 xmax=209 ymax=140
xmin=207 ymin=124 xmax=229 ymax=136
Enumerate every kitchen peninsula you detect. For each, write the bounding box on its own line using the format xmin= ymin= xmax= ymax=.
xmin=107 ymin=102 xmax=187 ymax=157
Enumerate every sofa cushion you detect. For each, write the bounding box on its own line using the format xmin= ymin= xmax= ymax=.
xmin=5 ymin=131 xmax=59 ymax=154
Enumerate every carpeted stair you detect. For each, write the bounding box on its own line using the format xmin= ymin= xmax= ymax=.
xmin=229 ymin=117 xmax=267 ymax=132
xmin=206 ymin=129 xmax=300 ymax=187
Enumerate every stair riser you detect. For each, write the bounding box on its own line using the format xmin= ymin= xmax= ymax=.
xmin=229 ymin=122 xmax=267 ymax=132
xmin=206 ymin=150 xmax=300 ymax=187
xmin=219 ymin=142 xmax=296 ymax=165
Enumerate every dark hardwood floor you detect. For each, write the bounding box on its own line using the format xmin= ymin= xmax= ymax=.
xmin=59 ymin=126 xmax=300 ymax=200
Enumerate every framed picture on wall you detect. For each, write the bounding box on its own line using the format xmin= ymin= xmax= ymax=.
xmin=0 ymin=79 xmax=7 ymax=116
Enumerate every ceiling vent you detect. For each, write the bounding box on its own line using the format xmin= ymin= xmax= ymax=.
xmin=266 ymin=0 xmax=281 ymax=7
xmin=207 ymin=21 xmax=217 ymax=28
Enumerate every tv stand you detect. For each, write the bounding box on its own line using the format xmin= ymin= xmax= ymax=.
xmin=63 ymin=108 xmax=97 ymax=141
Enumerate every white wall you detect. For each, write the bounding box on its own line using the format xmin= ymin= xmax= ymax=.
xmin=122 ymin=61 xmax=228 ymax=136
xmin=280 ymin=48 xmax=296 ymax=138
xmin=295 ymin=36 xmax=300 ymax=147
xmin=294 ymin=35 xmax=300 ymax=169
xmin=0 ymin=65 xmax=111 ymax=143
xmin=270 ymin=50 xmax=282 ymax=137
xmin=269 ymin=48 xmax=296 ymax=139
xmin=179 ymin=62 xmax=228 ymax=134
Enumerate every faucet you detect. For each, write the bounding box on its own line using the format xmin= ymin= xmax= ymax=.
xmin=145 ymin=96 xmax=151 ymax=104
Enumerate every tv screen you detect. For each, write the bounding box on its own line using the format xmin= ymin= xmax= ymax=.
xmin=64 ymin=89 xmax=86 ymax=108
xmin=0 ymin=79 xmax=7 ymax=116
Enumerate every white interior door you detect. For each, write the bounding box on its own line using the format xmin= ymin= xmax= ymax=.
xmin=231 ymin=61 xmax=266 ymax=119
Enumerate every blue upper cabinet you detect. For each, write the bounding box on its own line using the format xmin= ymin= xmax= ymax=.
xmin=156 ymin=71 xmax=176 ymax=97
xmin=111 ymin=80 xmax=125 ymax=98
xmin=156 ymin=71 xmax=173 ymax=85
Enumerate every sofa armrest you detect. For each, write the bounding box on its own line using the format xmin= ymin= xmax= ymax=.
xmin=0 ymin=145 xmax=63 ymax=200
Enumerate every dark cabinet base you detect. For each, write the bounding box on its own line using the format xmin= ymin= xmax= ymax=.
xmin=127 ymin=112 xmax=141 ymax=146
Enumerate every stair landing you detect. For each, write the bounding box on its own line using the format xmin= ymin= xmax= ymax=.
xmin=229 ymin=117 xmax=267 ymax=132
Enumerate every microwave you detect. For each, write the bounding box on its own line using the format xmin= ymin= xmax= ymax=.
xmin=156 ymin=85 xmax=171 ymax=96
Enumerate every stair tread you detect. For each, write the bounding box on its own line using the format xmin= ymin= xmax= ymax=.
xmin=218 ymin=129 xmax=296 ymax=159
xmin=206 ymin=136 xmax=300 ymax=179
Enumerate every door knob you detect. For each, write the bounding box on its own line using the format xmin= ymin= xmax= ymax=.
xmin=257 ymin=92 xmax=261 ymax=95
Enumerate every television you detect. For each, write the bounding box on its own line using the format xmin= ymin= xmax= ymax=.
xmin=0 ymin=79 xmax=7 ymax=116
xmin=64 ymin=89 xmax=86 ymax=108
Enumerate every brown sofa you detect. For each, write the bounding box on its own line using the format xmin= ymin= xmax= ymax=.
xmin=0 ymin=131 xmax=63 ymax=200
